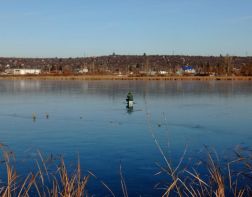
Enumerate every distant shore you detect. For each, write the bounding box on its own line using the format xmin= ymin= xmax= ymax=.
xmin=0 ymin=75 xmax=252 ymax=81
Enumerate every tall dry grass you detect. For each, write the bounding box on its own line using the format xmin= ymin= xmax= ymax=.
xmin=0 ymin=143 xmax=251 ymax=196
xmin=0 ymin=145 xmax=90 ymax=197
xmin=143 ymin=100 xmax=252 ymax=196
xmin=153 ymin=144 xmax=252 ymax=197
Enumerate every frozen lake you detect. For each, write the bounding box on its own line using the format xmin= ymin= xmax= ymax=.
xmin=0 ymin=80 xmax=252 ymax=196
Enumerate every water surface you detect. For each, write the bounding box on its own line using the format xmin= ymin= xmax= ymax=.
xmin=0 ymin=80 xmax=252 ymax=196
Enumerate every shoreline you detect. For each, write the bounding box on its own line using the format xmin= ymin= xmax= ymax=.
xmin=0 ymin=75 xmax=252 ymax=81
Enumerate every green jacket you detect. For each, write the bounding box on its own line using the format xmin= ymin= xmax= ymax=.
xmin=127 ymin=92 xmax=133 ymax=101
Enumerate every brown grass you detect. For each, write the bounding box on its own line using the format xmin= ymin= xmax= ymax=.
xmin=0 ymin=75 xmax=252 ymax=81
xmin=152 ymin=145 xmax=252 ymax=197
xmin=0 ymin=144 xmax=251 ymax=196
xmin=143 ymin=102 xmax=252 ymax=196
xmin=0 ymin=147 xmax=90 ymax=197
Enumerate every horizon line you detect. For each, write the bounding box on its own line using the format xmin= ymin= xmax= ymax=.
xmin=0 ymin=53 xmax=251 ymax=59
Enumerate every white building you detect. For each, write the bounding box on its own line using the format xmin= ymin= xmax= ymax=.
xmin=78 ymin=68 xmax=89 ymax=74
xmin=159 ymin=71 xmax=168 ymax=75
xmin=5 ymin=69 xmax=41 ymax=75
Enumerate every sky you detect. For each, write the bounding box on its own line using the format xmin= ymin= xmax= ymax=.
xmin=0 ymin=0 xmax=252 ymax=57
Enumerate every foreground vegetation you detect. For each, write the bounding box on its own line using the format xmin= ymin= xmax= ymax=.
xmin=0 ymin=144 xmax=251 ymax=197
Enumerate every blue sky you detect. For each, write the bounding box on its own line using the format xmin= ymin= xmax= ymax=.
xmin=0 ymin=0 xmax=252 ymax=57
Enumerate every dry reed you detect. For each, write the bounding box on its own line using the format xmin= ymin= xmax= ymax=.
xmin=0 ymin=143 xmax=251 ymax=196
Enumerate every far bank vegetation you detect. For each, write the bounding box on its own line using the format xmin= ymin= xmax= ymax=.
xmin=0 ymin=54 xmax=252 ymax=76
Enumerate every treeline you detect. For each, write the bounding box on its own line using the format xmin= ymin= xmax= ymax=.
xmin=0 ymin=55 xmax=252 ymax=76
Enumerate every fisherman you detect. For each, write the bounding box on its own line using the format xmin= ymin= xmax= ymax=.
xmin=126 ymin=92 xmax=134 ymax=108
xmin=126 ymin=92 xmax=133 ymax=102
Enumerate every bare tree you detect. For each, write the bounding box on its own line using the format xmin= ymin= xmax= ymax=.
xmin=224 ymin=54 xmax=233 ymax=76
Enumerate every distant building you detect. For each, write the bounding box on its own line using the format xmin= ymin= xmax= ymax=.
xmin=78 ymin=68 xmax=89 ymax=74
xmin=159 ymin=71 xmax=168 ymax=75
xmin=149 ymin=71 xmax=157 ymax=76
xmin=5 ymin=68 xmax=41 ymax=75
xmin=176 ymin=69 xmax=183 ymax=76
xmin=182 ymin=66 xmax=196 ymax=75
xmin=139 ymin=70 xmax=157 ymax=76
